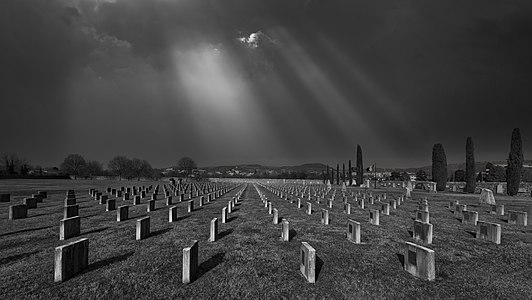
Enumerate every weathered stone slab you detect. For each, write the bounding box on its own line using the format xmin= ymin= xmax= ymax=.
xmin=479 ymin=188 xmax=496 ymax=205
xmin=23 ymin=197 xmax=37 ymax=209
xmin=169 ymin=206 xmax=178 ymax=222
xmin=490 ymin=204 xmax=504 ymax=215
xmin=369 ymin=209 xmax=380 ymax=225
xmin=306 ymin=202 xmax=312 ymax=215
xmin=347 ymin=219 xmax=360 ymax=244
xmin=413 ymin=220 xmax=433 ymax=244
xmin=221 ymin=207 xmax=227 ymax=223
xmin=476 ymin=221 xmax=501 ymax=244
xmin=507 ymin=210 xmax=527 ymax=226
xmin=404 ymin=242 xmax=435 ymax=281
xmin=462 ymin=210 xmax=478 ymax=225
xmin=300 ymin=242 xmax=316 ymax=283
xmin=273 ymin=208 xmax=279 ymax=224
xmin=321 ymin=209 xmax=329 ymax=225
xmin=54 ymin=238 xmax=89 ymax=282
xmin=281 ymin=219 xmax=289 ymax=242
xmin=415 ymin=210 xmax=430 ymax=223
xmin=209 ymin=218 xmax=218 ymax=242
xmin=380 ymin=203 xmax=390 ymax=215
xmin=147 ymin=200 xmax=155 ymax=212
xmin=454 ymin=204 xmax=467 ymax=218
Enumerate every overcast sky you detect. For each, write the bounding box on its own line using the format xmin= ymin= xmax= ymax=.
xmin=1 ymin=0 xmax=532 ymax=168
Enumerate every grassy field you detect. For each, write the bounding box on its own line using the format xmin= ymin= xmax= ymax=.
xmin=1 ymin=179 xmax=531 ymax=299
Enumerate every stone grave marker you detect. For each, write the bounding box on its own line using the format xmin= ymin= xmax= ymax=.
xmin=281 ymin=219 xmax=289 ymax=242
xmin=416 ymin=210 xmax=430 ymax=223
xmin=454 ymin=204 xmax=467 ymax=218
xmin=117 ymin=205 xmax=128 ymax=222
xmin=380 ymin=203 xmax=390 ymax=215
xmin=413 ymin=220 xmax=433 ymax=244
xmin=147 ymin=200 xmax=155 ymax=212
xmin=321 ymin=209 xmax=330 ymax=225
xmin=507 ymin=210 xmax=527 ymax=226
xmin=54 ymin=238 xmax=89 ymax=282
xmin=9 ymin=204 xmax=27 ymax=219
xmin=209 ymin=218 xmax=218 ymax=242
xmin=490 ymin=204 xmax=504 ymax=215
xmin=166 ymin=196 xmax=173 ymax=206
xmin=273 ymin=208 xmax=279 ymax=224
xmin=221 ymin=207 xmax=227 ymax=223
xmin=60 ymin=216 xmax=81 ymax=240
xmin=345 ymin=203 xmax=351 ymax=215
xmin=1 ymin=193 xmax=10 ymax=202
xmin=23 ymin=197 xmax=37 ymax=209
xmin=64 ymin=205 xmax=79 ymax=219
xmin=169 ymin=206 xmax=178 ymax=222
xmin=369 ymin=209 xmax=380 ymax=225
xmin=182 ymin=240 xmax=199 ymax=284
xmin=479 ymin=188 xmax=496 ymax=205
xmin=462 ymin=210 xmax=478 ymax=225
xmin=476 ymin=221 xmax=501 ymax=244
xmin=300 ymin=242 xmax=316 ymax=283
xmin=306 ymin=202 xmax=312 ymax=215
xmin=404 ymin=242 xmax=435 ymax=281
xmin=347 ymin=219 xmax=361 ymax=244
xmin=136 ymin=217 xmax=150 ymax=240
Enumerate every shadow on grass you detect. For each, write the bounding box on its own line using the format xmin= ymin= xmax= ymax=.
xmin=408 ymin=230 xmax=413 ymax=238
xmin=289 ymin=229 xmax=297 ymax=241
xmin=232 ymin=208 xmax=240 ymax=212
xmin=218 ymin=228 xmax=234 ymax=240
xmin=151 ymin=227 xmax=172 ymax=238
xmin=396 ymin=253 xmax=405 ymax=268
xmin=0 ymin=226 xmax=53 ymax=237
xmin=227 ymin=216 xmax=237 ymax=223
xmin=0 ymin=250 xmax=40 ymax=265
xmin=315 ymin=255 xmax=324 ymax=281
xmin=85 ymin=252 xmax=134 ymax=273
xmin=466 ymin=230 xmax=476 ymax=237
xmin=81 ymin=214 xmax=100 ymax=219
xmin=84 ymin=227 xmax=109 ymax=235
xmin=197 ymin=252 xmax=225 ymax=279
xmin=499 ymin=218 xmax=508 ymax=223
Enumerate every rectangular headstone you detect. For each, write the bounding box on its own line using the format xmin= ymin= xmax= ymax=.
xmin=273 ymin=208 xmax=279 ymax=224
xmin=209 ymin=218 xmax=218 ymax=242
xmin=381 ymin=203 xmax=390 ymax=215
xmin=490 ymin=204 xmax=504 ymax=215
xmin=413 ymin=220 xmax=433 ymax=244
xmin=416 ymin=210 xmax=430 ymax=223
xmin=454 ymin=204 xmax=467 ymax=218
xmin=281 ymin=219 xmax=289 ymax=242
xmin=347 ymin=219 xmax=361 ymax=244
xmin=54 ymin=238 xmax=89 ymax=282
xmin=106 ymin=199 xmax=116 ymax=211
xmin=64 ymin=205 xmax=79 ymax=219
xmin=476 ymin=221 xmax=501 ymax=244
xmin=507 ymin=210 xmax=527 ymax=226
xmin=23 ymin=197 xmax=37 ymax=209
xmin=182 ymin=240 xmax=199 ymax=284
xmin=369 ymin=209 xmax=380 ymax=225
xmin=166 ymin=196 xmax=173 ymax=206
xmin=221 ymin=207 xmax=227 ymax=223
xmin=147 ymin=200 xmax=155 ymax=212
xmin=404 ymin=242 xmax=435 ymax=281
xmin=117 ymin=205 xmax=129 ymax=222
xmin=188 ymin=200 xmax=194 ymax=213
xmin=60 ymin=216 xmax=81 ymax=240
xmin=169 ymin=206 xmax=178 ymax=222
xmin=300 ymin=242 xmax=316 ymax=283
xmin=306 ymin=202 xmax=312 ymax=215
xmin=133 ymin=195 xmax=141 ymax=205
xmin=321 ymin=209 xmax=329 ymax=225
xmin=65 ymin=197 xmax=76 ymax=206
xmin=136 ymin=217 xmax=150 ymax=240
xmin=9 ymin=204 xmax=27 ymax=219
xmin=462 ymin=210 xmax=478 ymax=225
xmin=0 ymin=193 xmax=11 ymax=202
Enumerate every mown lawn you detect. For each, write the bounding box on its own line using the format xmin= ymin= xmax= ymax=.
xmin=0 ymin=179 xmax=531 ymax=299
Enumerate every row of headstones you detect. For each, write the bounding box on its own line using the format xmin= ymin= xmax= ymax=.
xmin=54 ymin=184 xmax=244 ymax=282
xmin=7 ymin=191 xmax=48 ymax=220
xmin=253 ymin=184 xmax=436 ymax=282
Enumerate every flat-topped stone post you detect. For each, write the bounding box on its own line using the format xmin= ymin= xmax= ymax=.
xmin=136 ymin=217 xmax=150 ymax=240
xmin=133 ymin=195 xmax=141 ymax=205
xmin=182 ymin=240 xmax=199 ymax=284
xmin=369 ymin=209 xmax=380 ymax=225
xmin=117 ymin=205 xmax=128 ymax=222
xmin=455 ymin=204 xmax=467 ymax=218
xmin=106 ymin=199 xmax=116 ymax=211
xmin=306 ymin=202 xmax=312 ymax=215
xmin=345 ymin=203 xmax=351 ymax=214
xmin=300 ymin=242 xmax=316 ymax=283
xmin=321 ymin=209 xmax=329 ymax=225
xmin=380 ymin=203 xmax=390 ymax=215
xmin=268 ymin=202 xmax=272 ymax=214
xmin=413 ymin=220 xmax=433 ymax=244
xmin=60 ymin=216 xmax=81 ymax=240
xmin=209 ymin=218 xmax=218 ymax=242
xmin=347 ymin=219 xmax=361 ymax=244
xmin=404 ymin=242 xmax=435 ymax=281
xmin=166 ymin=196 xmax=173 ymax=206
xmin=273 ymin=208 xmax=279 ymax=224
xmin=1 ymin=193 xmax=11 ymax=202
xmin=221 ymin=207 xmax=227 ymax=223
xmin=281 ymin=219 xmax=289 ymax=242
xmin=476 ymin=221 xmax=501 ymax=244
xmin=490 ymin=204 xmax=504 ymax=215
xmin=188 ymin=200 xmax=194 ymax=212
xmin=9 ymin=204 xmax=27 ymax=219
xmin=169 ymin=206 xmax=178 ymax=222
xmin=147 ymin=200 xmax=155 ymax=212
xmin=54 ymin=238 xmax=89 ymax=282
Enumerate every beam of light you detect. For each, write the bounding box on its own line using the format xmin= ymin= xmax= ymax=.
xmin=271 ymin=27 xmax=376 ymax=145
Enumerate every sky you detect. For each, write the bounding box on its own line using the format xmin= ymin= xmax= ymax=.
xmin=1 ymin=0 xmax=532 ymax=169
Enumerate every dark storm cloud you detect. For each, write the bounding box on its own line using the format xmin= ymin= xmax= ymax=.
xmin=1 ymin=0 xmax=532 ymax=168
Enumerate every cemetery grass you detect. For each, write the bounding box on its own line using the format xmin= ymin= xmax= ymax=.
xmin=0 ymin=180 xmax=531 ymax=299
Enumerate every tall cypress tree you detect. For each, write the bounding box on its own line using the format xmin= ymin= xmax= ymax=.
xmin=432 ymin=143 xmax=448 ymax=191
xmin=348 ymin=159 xmax=353 ymax=185
xmin=336 ymin=164 xmax=340 ymax=185
xmin=342 ymin=163 xmax=346 ymax=183
xmin=506 ymin=128 xmax=523 ymax=196
xmin=465 ymin=137 xmax=476 ymax=193
xmin=356 ymin=145 xmax=363 ymax=186
xmin=326 ymin=166 xmax=330 ymax=184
